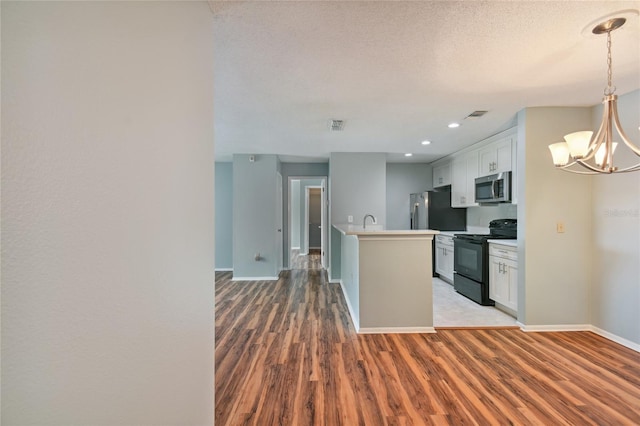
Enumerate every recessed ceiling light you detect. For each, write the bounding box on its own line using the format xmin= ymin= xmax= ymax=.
xmin=448 ymin=122 xmax=460 ymax=129
xmin=405 ymin=153 xmax=413 ymax=157
xmin=421 ymin=140 xmax=431 ymax=145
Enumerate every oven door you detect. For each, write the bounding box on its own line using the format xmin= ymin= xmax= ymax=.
xmin=453 ymin=237 xmax=484 ymax=282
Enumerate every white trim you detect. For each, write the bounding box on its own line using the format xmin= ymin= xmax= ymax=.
xmin=518 ymin=323 xmax=591 ymax=332
xmin=517 ymin=322 xmax=640 ymax=353
xmin=589 ymin=326 xmax=640 ymax=353
xmin=231 ymin=276 xmax=279 ymax=282
xmin=309 ymin=246 xmax=321 ymax=250
xmin=358 ymin=327 xmax=437 ymax=334
xmin=214 ymin=268 xmax=233 ymax=272
xmin=337 ymin=279 xmax=359 ymax=332
xmin=291 ymin=246 xmax=300 ymax=250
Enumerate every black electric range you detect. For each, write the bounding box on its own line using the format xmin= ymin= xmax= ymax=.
xmin=453 ymin=219 xmax=517 ymax=305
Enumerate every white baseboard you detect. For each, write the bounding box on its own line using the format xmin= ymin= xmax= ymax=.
xmin=358 ymin=326 xmax=436 ymax=334
xmin=337 ymin=280 xmax=360 ymax=332
xmin=518 ymin=323 xmax=591 ymax=332
xmin=215 ymin=268 xmax=233 ymax=272
xmin=231 ymin=276 xmax=279 ymax=282
xmin=589 ymin=325 xmax=640 ymax=353
xmin=517 ymin=322 xmax=639 ymax=353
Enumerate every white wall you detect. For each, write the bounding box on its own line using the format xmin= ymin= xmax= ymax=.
xmin=466 ymin=204 xmax=517 ymax=229
xmin=590 ymin=89 xmax=640 ymax=345
xmin=1 ymin=2 xmax=215 ymax=424
xmin=385 ymin=163 xmax=432 ymax=230
xmin=518 ymin=107 xmax=592 ymax=326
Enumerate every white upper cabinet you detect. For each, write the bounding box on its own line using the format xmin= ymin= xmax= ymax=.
xmin=433 ymin=161 xmax=451 ymax=188
xmin=479 ymin=137 xmax=512 ymax=176
xmin=451 ymin=150 xmax=479 ymax=208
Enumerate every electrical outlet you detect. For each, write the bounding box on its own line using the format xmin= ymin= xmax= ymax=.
xmin=556 ymin=222 xmax=565 ymax=233
xmin=347 ymin=215 xmax=353 ymax=223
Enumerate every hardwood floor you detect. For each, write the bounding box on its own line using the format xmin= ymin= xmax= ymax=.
xmin=290 ymin=248 xmax=322 ymax=270
xmin=215 ymin=270 xmax=640 ymax=425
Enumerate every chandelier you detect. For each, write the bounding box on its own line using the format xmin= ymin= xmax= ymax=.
xmin=548 ymin=17 xmax=640 ymax=174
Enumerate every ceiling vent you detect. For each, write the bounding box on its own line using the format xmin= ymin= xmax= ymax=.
xmin=329 ymin=119 xmax=345 ymax=131
xmin=465 ymin=110 xmax=488 ymax=120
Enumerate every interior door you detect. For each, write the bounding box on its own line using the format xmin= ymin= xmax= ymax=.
xmin=276 ymin=172 xmax=283 ymax=274
xmin=321 ymin=178 xmax=328 ymax=268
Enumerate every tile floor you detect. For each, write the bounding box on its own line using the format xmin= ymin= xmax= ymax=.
xmin=433 ymin=277 xmax=517 ymax=327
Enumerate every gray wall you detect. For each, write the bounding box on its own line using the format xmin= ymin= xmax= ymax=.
xmin=385 ymin=163 xmax=433 ymax=230
xmin=215 ymin=162 xmax=233 ymax=269
xmin=1 ymin=2 xmax=215 ymax=423
xmin=330 ymin=153 xmax=387 ymax=226
xmin=280 ymin=162 xmax=328 ymax=268
xmin=590 ymin=89 xmax=639 ymax=345
xmin=233 ymin=154 xmax=279 ymax=279
xmin=518 ymin=107 xmax=592 ymax=327
xmin=290 ymin=180 xmax=301 ymax=248
xmin=329 ymin=153 xmax=386 ymax=281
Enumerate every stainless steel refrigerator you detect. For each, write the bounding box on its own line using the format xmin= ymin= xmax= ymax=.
xmin=410 ymin=191 xmax=466 ymax=231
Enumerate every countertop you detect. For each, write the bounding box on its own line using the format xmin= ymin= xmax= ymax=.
xmin=333 ymin=224 xmax=440 ymax=237
xmin=488 ymin=239 xmax=517 ymax=247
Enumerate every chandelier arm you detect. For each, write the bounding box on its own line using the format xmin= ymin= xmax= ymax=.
xmin=611 ymin=103 xmax=640 ymax=156
xmin=557 ymin=165 xmax=599 ymax=175
xmin=575 ymin=159 xmax=611 ymax=173
xmin=580 ymin=97 xmax=610 ymax=162
xmin=613 ymin=163 xmax=640 ymax=173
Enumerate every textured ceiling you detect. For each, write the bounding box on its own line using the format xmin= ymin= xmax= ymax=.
xmin=212 ymin=1 xmax=640 ymax=163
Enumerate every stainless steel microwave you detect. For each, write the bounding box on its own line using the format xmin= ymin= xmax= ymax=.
xmin=475 ymin=172 xmax=511 ymax=203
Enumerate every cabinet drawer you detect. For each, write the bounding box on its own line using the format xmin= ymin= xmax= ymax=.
xmin=436 ymin=235 xmax=454 ymax=247
xmin=489 ymin=244 xmax=517 ymax=261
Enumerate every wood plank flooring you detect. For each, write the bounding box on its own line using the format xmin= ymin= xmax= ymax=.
xmin=215 ymin=270 xmax=640 ymax=425
xmin=290 ymin=249 xmax=322 ymax=270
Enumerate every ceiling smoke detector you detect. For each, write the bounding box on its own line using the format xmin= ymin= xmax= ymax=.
xmin=465 ymin=111 xmax=488 ymax=120
xmin=329 ymin=119 xmax=345 ymax=131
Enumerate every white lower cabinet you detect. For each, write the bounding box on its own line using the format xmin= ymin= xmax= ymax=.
xmin=435 ymin=235 xmax=454 ymax=283
xmin=489 ymin=243 xmax=518 ymax=313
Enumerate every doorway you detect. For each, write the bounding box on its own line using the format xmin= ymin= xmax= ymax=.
xmin=288 ymin=177 xmax=327 ymax=271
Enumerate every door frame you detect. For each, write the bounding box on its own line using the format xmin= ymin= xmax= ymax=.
xmin=287 ymin=176 xmax=327 ymax=270
xmin=304 ymin=185 xmax=322 ymax=254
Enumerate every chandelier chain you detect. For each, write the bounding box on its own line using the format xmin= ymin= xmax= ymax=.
xmin=605 ymin=30 xmax=615 ymax=96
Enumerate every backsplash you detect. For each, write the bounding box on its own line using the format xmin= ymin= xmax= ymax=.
xmin=467 ymin=203 xmax=517 ymax=228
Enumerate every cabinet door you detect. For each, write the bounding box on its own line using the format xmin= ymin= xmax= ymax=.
xmin=478 ymin=147 xmax=496 ymax=177
xmin=505 ymin=260 xmax=518 ymax=311
xmin=489 ymin=256 xmax=508 ymax=304
xmin=478 ymin=137 xmax=513 ymax=176
xmin=495 ymin=137 xmax=512 ymax=173
xmin=451 ymin=158 xmax=466 ymax=207
xmin=465 ymin=151 xmax=479 ymax=206
xmin=443 ymin=247 xmax=454 ymax=282
xmin=435 ymin=243 xmax=445 ymax=276
xmin=433 ymin=162 xmax=451 ymax=187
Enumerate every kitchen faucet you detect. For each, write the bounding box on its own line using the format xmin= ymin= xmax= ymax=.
xmin=363 ymin=214 xmax=377 ymax=229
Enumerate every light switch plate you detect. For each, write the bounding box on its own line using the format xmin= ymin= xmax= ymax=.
xmin=557 ymin=222 xmax=565 ymax=233
xmin=347 ymin=215 xmax=353 ymax=223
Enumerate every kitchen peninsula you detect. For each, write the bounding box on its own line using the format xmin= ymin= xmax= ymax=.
xmin=332 ymin=224 xmax=439 ymax=333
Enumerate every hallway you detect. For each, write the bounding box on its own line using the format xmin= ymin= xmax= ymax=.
xmin=290 ymin=248 xmax=322 ymax=270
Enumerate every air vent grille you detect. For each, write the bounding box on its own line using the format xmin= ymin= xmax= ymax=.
xmin=465 ymin=110 xmax=488 ymax=119
xmin=329 ymin=119 xmax=345 ymax=131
